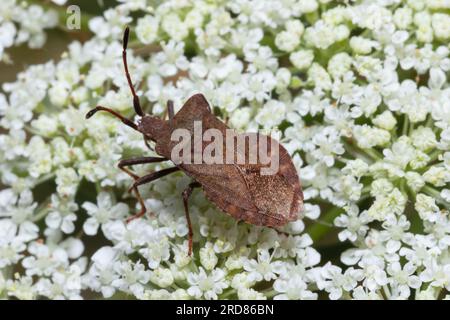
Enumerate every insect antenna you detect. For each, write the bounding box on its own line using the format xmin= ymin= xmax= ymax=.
xmin=122 ymin=26 xmax=144 ymax=117
xmin=86 ymin=106 xmax=138 ymax=131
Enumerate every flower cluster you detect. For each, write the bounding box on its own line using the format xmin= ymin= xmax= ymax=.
xmin=0 ymin=0 xmax=67 ymax=63
xmin=0 ymin=0 xmax=449 ymax=300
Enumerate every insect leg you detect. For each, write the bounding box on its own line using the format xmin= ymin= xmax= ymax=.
xmin=128 ymin=167 xmax=180 ymax=192
xmin=143 ymin=135 xmax=153 ymax=151
xmin=125 ymin=166 xmax=180 ymax=222
xmin=182 ymin=182 xmax=201 ymax=256
xmin=86 ymin=106 xmax=139 ymax=132
xmin=118 ymin=156 xmax=168 ymax=180
xmin=126 ymin=186 xmax=147 ymax=223
xmin=167 ymin=100 xmax=175 ymax=122
xmin=122 ymin=27 xmax=144 ymax=117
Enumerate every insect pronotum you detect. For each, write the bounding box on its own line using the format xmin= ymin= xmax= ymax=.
xmin=86 ymin=27 xmax=303 ymax=255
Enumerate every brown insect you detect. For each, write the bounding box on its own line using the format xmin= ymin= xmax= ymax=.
xmin=86 ymin=27 xmax=303 ymax=255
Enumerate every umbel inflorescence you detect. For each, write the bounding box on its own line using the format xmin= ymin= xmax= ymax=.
xmin=0 ymin=0 xmax=449 ymax=300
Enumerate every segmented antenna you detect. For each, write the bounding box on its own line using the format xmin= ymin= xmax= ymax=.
xmin=122 ymin=26 xmax=144 ymax=116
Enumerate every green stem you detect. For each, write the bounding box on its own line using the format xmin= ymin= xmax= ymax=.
xmin=34 ymin=173 xmax=56 ymax=186
xmin=361 ymin=186 xmax=372 ymax=195
xmin=32 ymin=208 xmax=50 ymax=222
xmin=402 ymin=114 xmax=409 ymax=136
xmin=408 ymin=120 xmax=414 ymax=136
xmin=425 ymin=114 xmax=433 ymax=128
xmin=31 ymin=196 xmax=52 ymax=222
xmin=221 ymin=288 xmax=237 ymax=299
xmin=422 ymin=185 xmax=449 ymax=209
xmin=306 ymin=206 xmax=343 ymax=242
xmin=0 ymin=266 xmax=12 ymax=298
xmin=343 ymin=141 xmax=373 ymax=163
xmin=427 ymin=149 xmax=441 ymax=163
xmin=263 ymin=290 xmax=277 ymax=299
xmin=361 ymin=148 xmax=383 ymax=161
xmin=24 ymin=125 xmax=46 ymax=137
xmin=382 ymin=285 xmax=391 ymax=299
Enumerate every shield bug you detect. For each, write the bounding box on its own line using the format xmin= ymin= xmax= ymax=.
xmin=86 ymin=27 xmax=303 ymax=255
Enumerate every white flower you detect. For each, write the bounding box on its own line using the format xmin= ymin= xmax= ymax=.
xmin=308 ymin=63 xmax=332 ymax=91
xmin=0 ymin=219 xmax=27 ymax=268
xmin=387 ymin=262 xmax=421 ymax=299
xmin=162 ymin=13 xmax=188 ymax=41
xmin=319 ymin=264 xmax=364 ymax=300
xmin=149 ymin=267 xmax=174 ymax=288
xmin=45 ymin=195 xmax=78 ymax=234
xmin=237 ymin=287 xmax=267 ymax=300
xmin=393 ymin=7 xmax=413 ymax=29
xmin=55 ymin=167 xmax=80 ymax=197
xmin=138 ymin=237 xmax=170 ymax=269
xmin=290 ymin=50 xmax=314 ymax=70
xmin=22 ymin=242 xmax=69 ymax=277
xmin=6 ymin=275 xmax=35 ymax=300
xmin=84 ymin=246 xmax=119 ymax=298
xmin=294 ymin=89 xmax=329 ymax=117
xmin=273 ymin=274 xmax=317 ymax=300
xmin=136 ymin=16 xmax=159 ymax=44
xmin=373 ymin=110 xmax=397 ymax=130
xmin=242 ymin=70 xmax=277 ymax=102
xmin=200 ymin=242 xmax=218 ymax=270
xmin=423 ymin=166 xmax=450 ymax=187
xmin=328 ymin=53 xmax=352 ymax=79
xmin=361 ymin=264 xmax=388 ymax=291
xmin=431 ymin=13 xmax=450 ymax=40
xmin=243 ymin=249 xmax=281 ymax=282
xmin=187 ymin=267 xmax=229 ymax=300
xmin=245 ymin=45 xmax=277 ymax=73
xmin=415 ymin=194 xmax=441 ymax=222
xmin=0 ymin=22 xmax=16 ymax=60
xmin=82 ymin=192 xmax=128 ymax=236
xmin=255 ymin=100 xmax=286 ymax=128
xmin=353 ymin=85 xmax=382 ymax=117
xmin=112 ymin=260 xmax=151 ymax=298
xmin=420 ymin=261 xmax=450 ymax=291
xmin=275 ymin=31 xmax=299 ymax=52
xmin=350 ymin=36 xmax=379 ymax=55
xmin=335 ymin=206 xmax=371 ymax=242
xmin=352 ymin=286 xmax=382 ymax=300
xmin=88 ymin=8 xmax=131 ymax=40
xmin=353 ymin=125 xmax=390 ymax=149
xmin=304 ymin=21 xmax=340 ymax=49
xmin=31 ymin=114 xmax=58 ymax=136
xmin=311 ymin=126 xmax=345 ymax=167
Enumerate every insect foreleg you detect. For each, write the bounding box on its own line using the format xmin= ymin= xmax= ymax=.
xmin=126 ymin=186 xmax=147 ymax=223
xmin=182 ymin=181 xmax=201 ymax=256
xmin=128 ymin=167 xmax=179 ymax=192
xmin=118 ymin=156 xmax=168 ymax=180
xmin=86 ymin=106 xmax=139 ymax=132
xmin=125 ymin=166 xmax=179 ymax=223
